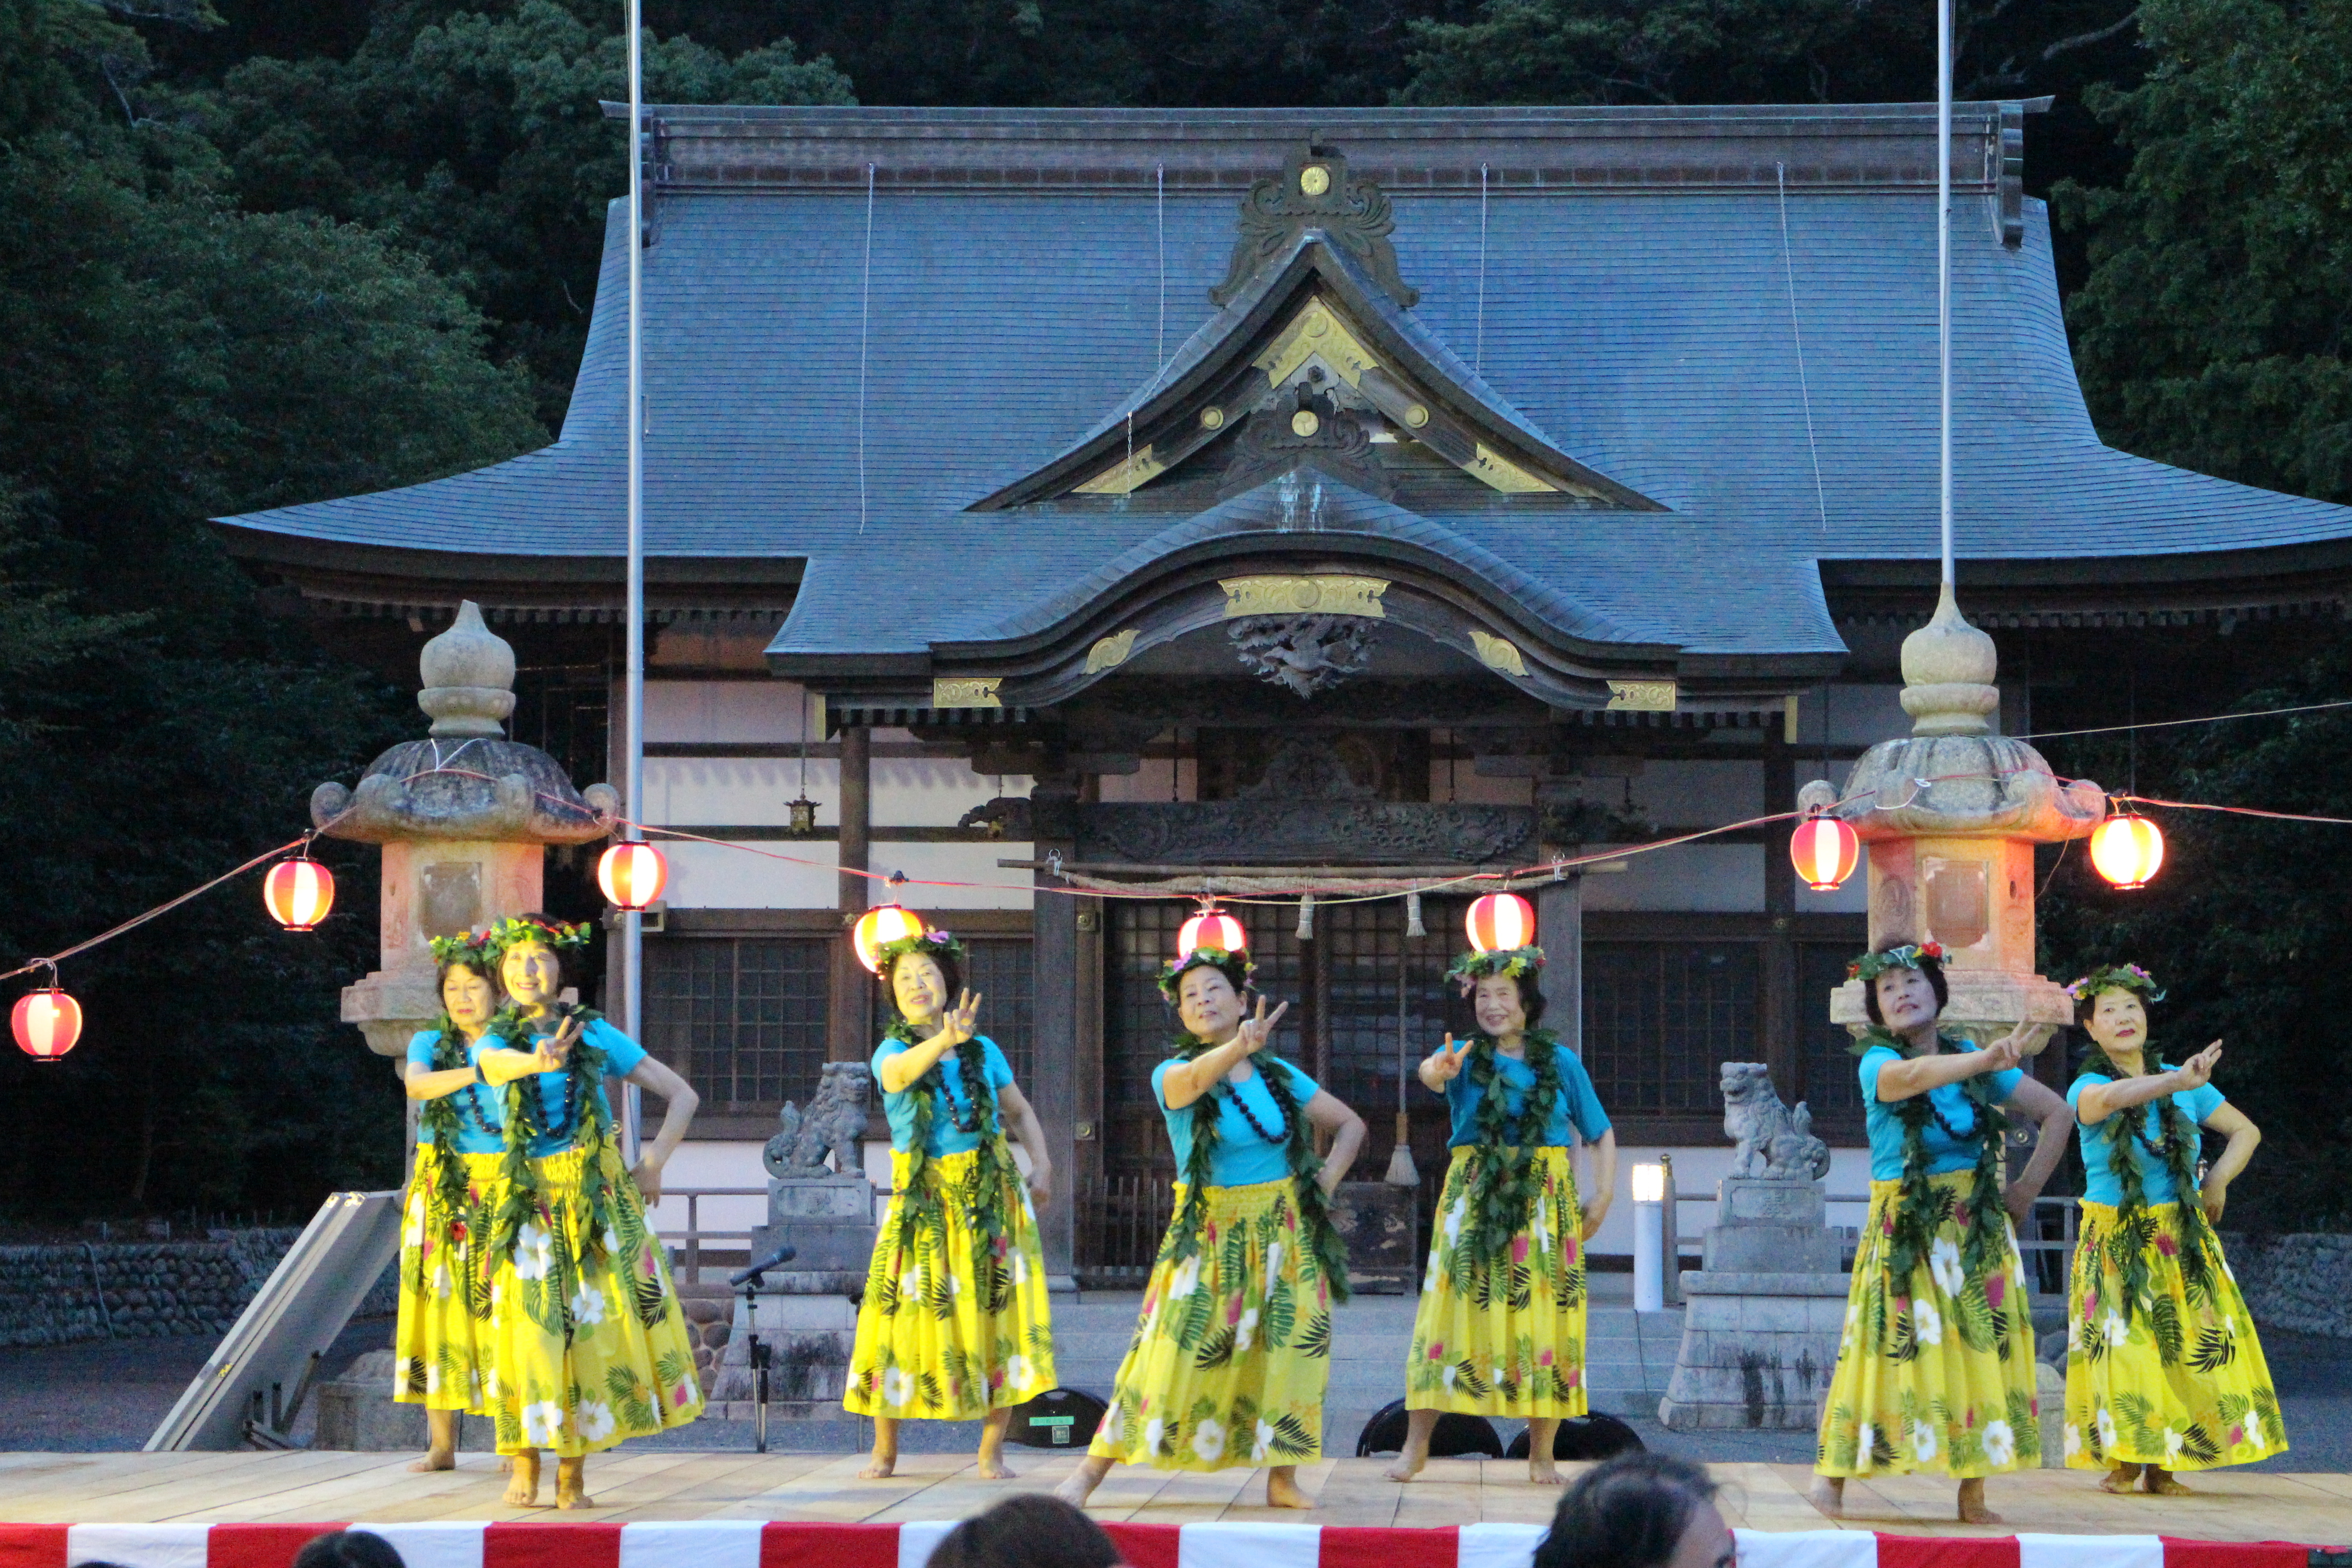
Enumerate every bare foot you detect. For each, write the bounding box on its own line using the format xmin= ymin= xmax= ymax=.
xmin=501 ymin=1452 xmax=541 ymax=1508
xmin=858 ymin=1450 xmax=898 ymax=1480
xmin=1956 ymin=1479 xmax=2002 ymax=1525
xmin=1807 ymin=1477 xmax=1845 ymax=1519
xmin=1529 ymin=1457 xmax=1564 ymax=1486
xmin=2143 ymin=1467 xmax=2191 ymax=1496
xmin=1055 ymin=1459 xmax=1111 ymax=1508
xmin=2099 ymin=1464 xmax=2142 ymax=1495
xmin=1382 ymin=1450 xmax=1427 ymax=1483
xmin=975 ymin=1452 xmax=1016 ymax=1480
xmin=407 ymin=1449 xmax=455 ymax=1473
xmin=1264 ymin=1467 xmax=1311 ymax=1509
xmin=555 ymin=1458 xmax=592 ymax=1510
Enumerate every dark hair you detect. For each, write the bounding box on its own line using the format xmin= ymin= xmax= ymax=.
xmin=1532 ymin=1452 xmax=1720 ymax=1568
xmin=293 ymin=1532 xmax=407 ymax=1568
xmin=1165 ymin=951 xmax=1252 ymax=1006
xmin=2073 ymin=985 xmax=2151 ymax=1027
xmin=436 ymin=955 xmax=500 ymax=1005
xmin=501 ymin=912 xmax=583 ymax=997
xmin=924 ymin=1494 xmax=1121 ymax=1568
xmin=1470 ymin=969 xmax=1548 ymax=1031
xmin=1862 ymin=955 xmax=1947 ymax=1025
xmin=883 ymin=946 xmax=964 ymax=1012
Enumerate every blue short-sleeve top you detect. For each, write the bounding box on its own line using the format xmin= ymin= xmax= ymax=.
xmin=1152 ymin=1055 xmax=1320 ymax=1189
xmin=1859 ymin=1041 xmax=2024 ymax=1181
xmin=1441 ymin=1042 xmax=1612 ymax=1148
xmin=505 ymin=1014 xmax=647 ymax=1156
xmin=873 ymin=1034 xmax=1017 ymax=1157
xmin=2067 ymin=1074 xmax=2225 ymax=1206
xmin=405 ymin=1029 xmax=505 ymax=1154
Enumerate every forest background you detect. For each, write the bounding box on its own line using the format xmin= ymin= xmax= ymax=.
xmin=3 ymin=0 xmax=2350 ymax=1229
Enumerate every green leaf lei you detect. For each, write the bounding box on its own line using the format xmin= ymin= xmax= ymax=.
xmin=886 ymin=1018 xmax=1018 ymax=1254
xmin=1161 ymin=1033 xmax=1352 ymax=1304
xmin=1458 ymin=1026 xmax=1566 ymax=1273
xmin=417 ymin=1013 xmax=494 ymax=1228
xmin=1852 ymin=1025 xmax=2012 ymax=1289
xmin=485 ymin=1003 xmax=614 ymax=1268
xmin=2075 ymin=1045 xmax=2216 ymax=1323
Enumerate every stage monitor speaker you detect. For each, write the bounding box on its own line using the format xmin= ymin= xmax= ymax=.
xmin=145 ymin=1190 xmax=402 ymax=1451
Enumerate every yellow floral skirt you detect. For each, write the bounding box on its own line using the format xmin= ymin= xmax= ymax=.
xmin=1816 ymin=1172 xmax=2040 ymax=1479
xmin=392 ymin=1146 xmax=501 ymax=1413
xmin=475 ymin=1140 xmax=705 ymax=1456
xmin=2063 ymin=1200 xmax=2286 ymax=1470
xmin=1405 ymin=1145 xmax=1588 ymax=1416
xmin=1090 ymin=1177 xmax=1333 ymax=1472
xmin=844 ymin=1147 xmax=1058 ymax=1419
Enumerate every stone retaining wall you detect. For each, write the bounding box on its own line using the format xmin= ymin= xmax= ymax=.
xmin=0 ymin=1227 xmax=397 ymax=1347
xmin=2220 ymin=1232 xmax=2352 ymax=1338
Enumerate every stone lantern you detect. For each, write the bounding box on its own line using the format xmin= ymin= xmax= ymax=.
xmin=1800 ymin=586 xmax=2107 ymax=1050
xmin=311 ymin=602 xmax=617 ymax=1067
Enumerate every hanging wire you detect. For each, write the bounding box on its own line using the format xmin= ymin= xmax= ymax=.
xmin=1156 ymin=162 xmax=1167 ymax=370
xmin=1776 ymin=162 xmax=1830 ymax=533
xmin=1475 ymin=163 xmax=1490 ymax=374
xmin=857 ymin=162 xmax=876 ymax=534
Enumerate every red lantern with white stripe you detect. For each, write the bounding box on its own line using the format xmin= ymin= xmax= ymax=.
xmin=1788 ymin=810 xmax=1861 ymax=892
xmin=598 ymin=840 xmax=669 ymax=911
xmin=1179 ymin=904 xmax=1246 ymax=959
xmin=261 ymin=855 xmax=336 ymax=931
xmin=853 ymin=903 xmax=926 ymax=974
xmin=13 ymin=986 xmax=81 ymax=1063
xmin=2090 ymin=810 xmax=2166 ymax=891
xmin=1464 ymin=892 xmax=1537 ymax=953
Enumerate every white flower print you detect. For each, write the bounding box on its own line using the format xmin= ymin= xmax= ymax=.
xmin=522 ymin=1400 xmax=566 ymax=1447
xmin=602 ymin=1227 xmax=621 ymax=1254
xmin=1532 ymin=1195 xmax=1551 ymax=1252
xmin=1929 ymin=1238 xmax=1965 ymax=1300
xmin=1983 ymin=1420 xmax=2016 ymax=1467
xmin=2102 ymin=1312 xmax=2129 ymax=1348
xmin=391 ymin=1357 xmax=418 ymax=1394
xmin=1855 ymin=1422 xmax=1877 ymax=1470
xmin=569 ymin=1283 xmax=606 ymax=1326
xmin=432 ymin=1264 xmax=453 ymax=1301
xmin=1264 ymin=1240 xmax=1284 ymax=1280
xmin=1167 ymin=1256 xmax=1203 ymax=1299
xmin=1912 ymin=1298 xmax=1943 ymax=1346
xmin=1143 ymin=1416 xmax=1166 ymax=1456
xmin=1424 ymin=1251 xmax=1442 ymax=1292
xmin=2096 ymin=1406 xmax=2119 ymax=1454
xmin=485 ymin=1369 xmax=503 ymax=1400
xmin=1252 ymin=1418 xmax=1276 ymax=1462
xmin=1006 ymin=1354 xmax=1035 ymax=1391
xmin=948 ymin=1268 xmax=964 ymax=1296
xmin=2164 ymin=1427 xmax=2185 ymax=1466
xmin=882 ymin=1367 xmax=913 ymax=1408
xmin=1011 ymin=1250 xmax=1029 ymax=1285
xmin=514 ymin=1221 xmax=555 ymax=1281
xmin=1099 ymin=1402 xmax=1124 ymax=1445
xmin=424 ymin=1361 xmax=442 ymax=1396
xmin=2064 ymin=1423 xmax=2082 ymax=1459
xmin=1235 ymin=1308 xmax=1259 ymax=1353
xmin=2245 ymin=1410 xmax=2265 ymax=1448
xmin=1911 ymin=1420 xmax=1937 ymax=1462
xmin=576 ymin=1399 xmax=617 ymax=1443
xmin=1191 ymin=1417 xmax=1227 ymax=1463
xmin=403 ymin=1211 xmax=423 ymax=1248
xmin=1443 ymin=1198 xmax=1466 ymax=1243
xmin=1441 ymin=1362 xmax=1459 ymax=1393
xmin=900 ymin=1266 xmax=923 ymax=1299
xmin=2067 ymin=1316 xmax=2082 ymax=1352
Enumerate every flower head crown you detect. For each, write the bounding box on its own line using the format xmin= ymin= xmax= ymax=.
xmin=1159 ymin=947 xmax=1254 ymax=1001
xmin=427 ymin=928 xmax=498 ymax=969
xmin=1848 ymin=941 xmax=1945 ymax=985
xmin=2066 ymin=963 xmax=2165 ymax=1006
xmin=1445 ymin=946 xmax=1545 ymax=995
xmin=484 ymin=915 xmax=592 ymax=958
xmin=874 ymin=926 xmax=965 ymax=976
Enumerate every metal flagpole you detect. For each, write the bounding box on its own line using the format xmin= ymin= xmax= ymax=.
xmin=622 ymin=0 xmax=646 ymax=1160
xmin=1938 ymin=0 xmax=1954 ymax=588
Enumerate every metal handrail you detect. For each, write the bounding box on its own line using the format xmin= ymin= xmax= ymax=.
xmin=652 ymin=1186 xmax=768 ymax=1285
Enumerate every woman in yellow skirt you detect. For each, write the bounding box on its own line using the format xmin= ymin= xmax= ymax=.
xmin=2063 ymin=964 xmax=2283 ymax=1492
xmin=483 ymin=915 xmax=707 ymax=1507
xmin=1385 ymin=942 xmax=1615 ymax=1485
xmin=1811 ymin=942 xmax=2074 ymax=1525
xmin=1057 ymin=945 xmax=1367 ymax=1511
xmin=845 ymin=925 xmax=1058 ymax=1479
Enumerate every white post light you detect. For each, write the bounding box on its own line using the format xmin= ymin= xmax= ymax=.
xmin=621 ymin=0 xmax=646 ymax=1163
xmin=1631 ymin=1162 xmax=1666 ymax=1313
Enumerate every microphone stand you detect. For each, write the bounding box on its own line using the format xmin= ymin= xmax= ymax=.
xmin=730 ymin=1242 xmax=795 ymax=1455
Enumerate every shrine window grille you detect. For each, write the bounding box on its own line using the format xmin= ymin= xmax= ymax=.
xmin=1582 ymin=941 xmax=1762 ymax=1116
xmin=644 ymin=935 xmax=829 ymax=1112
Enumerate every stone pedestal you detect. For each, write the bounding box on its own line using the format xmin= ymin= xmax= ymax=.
xmin=314 ymin=1349 xmax=500 ymax=1451
xmin=708 ymin=1279 xmax=860 ymax=1415
xmin=1332 ymin=1180 xmax=1415 ymax=1295
xmin=1658 ymin=1177 xmax=1849 ymax=1431
xmin=749 ymin=1171 xmax=878 ymax=1294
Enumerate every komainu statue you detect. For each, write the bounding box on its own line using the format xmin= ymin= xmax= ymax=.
xmin=764 ymin=1062 xmax=874 ymax=1177
xmin=1719 ymin=1062 xmax=1832 ymax=1181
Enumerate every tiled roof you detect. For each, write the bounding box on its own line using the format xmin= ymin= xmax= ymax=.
xmin=216 ymin=107 xmax=2352 ymax=660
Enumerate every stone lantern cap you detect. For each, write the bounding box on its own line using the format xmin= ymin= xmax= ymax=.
xmin=311 ymin=601 xmax=618 ymax=845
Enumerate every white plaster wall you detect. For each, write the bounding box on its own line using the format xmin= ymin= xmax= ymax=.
xmin=872 ymin=758 xmax=1032 ymax=825
xmin=661 ymin=839 xmax=838 ymax=908
xmin=646 ymin=758 xmax=837 ymax=826
xmin=1098 ymin=757 xmax=1195 ymax=802
xmin=642 ymin=1142 xmax=769 ymax=1245
xmin=1584 ymin=845 xmax=1763 ymax=911
xmin=1813 ymin=684 xmax=1909 ymax=748
xmin=645 ymin=680 xmax=812 ymax=743
xmin=1583 ymin=1142 xmax=1877 ymax=1261
xmin=875 ymin=842 xmax=1038 ymax=910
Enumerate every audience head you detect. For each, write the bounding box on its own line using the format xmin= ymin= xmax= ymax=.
xmin=1532 ymin=1453 xmax=1730 ymax=1568
xmin=293 ymin=1533 xmax=408 ymax=1568
xmin=926 ymin=1494 xmax=1123 ymax=1568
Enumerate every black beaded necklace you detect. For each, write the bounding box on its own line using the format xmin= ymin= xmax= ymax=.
xmin=1220 ymin=1069 xmax=1293 ymax=1144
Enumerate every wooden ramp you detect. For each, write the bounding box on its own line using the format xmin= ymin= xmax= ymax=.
xmin=0 ymin=1451 xmax=2347 ymax=1542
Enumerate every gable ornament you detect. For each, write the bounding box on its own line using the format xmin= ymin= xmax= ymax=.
xmin=1212 ymin=145 xmax=1418 ymax=312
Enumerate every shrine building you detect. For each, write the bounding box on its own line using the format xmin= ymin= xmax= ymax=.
xmin=214 ymin=104 xmax=2352 ymax=1278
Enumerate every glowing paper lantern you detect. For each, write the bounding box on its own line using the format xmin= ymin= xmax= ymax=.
xmin=1179 ymin=906 xmax=1246 ymax=959
xmin=598 ymin=840 xmax=669 ymax=911
xmin=1465 ymin=892 xmax=1536 ymax=953
xmin=853 ymin=903 xmax=926 ymax=973
xmin=1789 ymin=812 xmax=1862 ymax=892
xmin=2090 ymin=812 xmax=2166 ymax=890
xmin=13 ymin=988 xmax=82 ymax=1063
xmin=262 ymin=856 xmax=336 ymax=931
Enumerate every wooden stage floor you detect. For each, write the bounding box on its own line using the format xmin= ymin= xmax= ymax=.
xmin=2 ymin=1450 xmax=2347 ymax=1541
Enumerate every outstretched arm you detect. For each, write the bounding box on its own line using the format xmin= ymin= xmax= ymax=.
xmin=2077 ymin=1042 xmax=2222 ymax=1123
xmin=1875 ymin=1024 xmax=2029 ymax=1102
xmin=875 ymin=991 xmax=983 ymax=1093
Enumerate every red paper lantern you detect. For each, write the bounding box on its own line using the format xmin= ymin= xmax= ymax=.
xmin=853 ymin=903 xmax=926 ymax=973
xmin=1178 ymin=906 xmax=1247 ymax=959
xmin=1789 ymin=812 xmax=1862 ymax=892
xmin=598 ymin=840 xmax=669 ymax=911
xmin=1465 ymin=892 xmax=1537 ymax=953
xmin=13 ymin=988 xmax=82 ymax=1063
xmin=262 ymin=856 xmax=336 ymax=931
xmin=2090 ymin=812 xmax=2166 ymax=891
